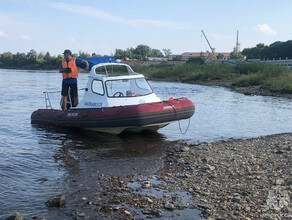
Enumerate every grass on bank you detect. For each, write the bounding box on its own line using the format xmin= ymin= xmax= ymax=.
xmin=234 ymin=63 xmax=292 ymax=93
xmin=134 ymin=63 xmax=237 ymax=82
xmin=133 ymin=62 xmax=292 ymax=94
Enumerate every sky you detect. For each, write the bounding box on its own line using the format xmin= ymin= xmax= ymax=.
xmin=0 ymin=0 xmax=291 ymax=56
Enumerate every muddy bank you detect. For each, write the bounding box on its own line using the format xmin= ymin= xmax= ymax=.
xmin=35 ymin=133 xmax=291 ymax=220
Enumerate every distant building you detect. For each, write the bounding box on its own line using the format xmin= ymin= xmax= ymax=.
xmin=148 ymin=57 xmax=168 ymax=61
xmin=170 ymin=54 xmax=183 ymax=61
xmin=182 ymin=52 xmax=230 ymax=60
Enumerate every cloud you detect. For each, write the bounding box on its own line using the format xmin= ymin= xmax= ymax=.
xmin=253 ymin=24 xmax=277 ymax=36
xmin=0 ymin=30 xmax=8 ymax=37
xmin=20 ymin=35 xmax=31 ymax=40
xmin=48 ymin=2 xmax=190 ymax=30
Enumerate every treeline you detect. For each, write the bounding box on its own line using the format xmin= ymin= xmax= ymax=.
xmin=0 ymin=45 xmax=169 ymax=70
xmin=0 ymin=50 xmax=62 ymax=69
xmin=242 ymin=40 xmax=292 ymax=60
xmin=0 ymin=50 xmax=110 ymax=70
xmin=2 ymin=40 xmax=292 ymax=69
xmin=114 ymin=45 xmax=171 ymax=60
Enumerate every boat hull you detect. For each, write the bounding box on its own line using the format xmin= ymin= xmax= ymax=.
xmin=31 ymin=98 xmax=195 ymax=135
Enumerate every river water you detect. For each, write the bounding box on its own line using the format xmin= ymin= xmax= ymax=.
xmin=0 ymin=69 xmax=291 ymax=219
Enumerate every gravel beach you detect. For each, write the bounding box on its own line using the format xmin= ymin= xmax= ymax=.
xmin=31 ymin=133 xmax=291 ymax=220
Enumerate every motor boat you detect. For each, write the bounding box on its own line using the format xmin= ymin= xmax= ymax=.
xmin=31 ymin=57 xmax=195 ymax=135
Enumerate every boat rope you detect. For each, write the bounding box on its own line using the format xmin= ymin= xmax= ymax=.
xmin=166 ymin=100 xmax=190 ymax=135
xmin=178 ymin=118 xmax=191 ymax=135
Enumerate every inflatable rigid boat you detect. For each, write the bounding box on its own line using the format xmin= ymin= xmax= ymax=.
xmin=31 ymin=58 xmax=195 ymax=134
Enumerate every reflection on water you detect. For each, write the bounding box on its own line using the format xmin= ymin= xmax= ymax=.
xmin=0 ymin=69 xmax=291 ymax=219
xmin=35 ymin=125 xmax=169 ymax=175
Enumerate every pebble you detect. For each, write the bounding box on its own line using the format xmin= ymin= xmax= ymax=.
xmin=146 ymin=197 xmax=153 ymax=203
xmin=232 ymin=195 xmax=241 ymax=203
xmin=5 ymin=213 xmax=23 ymax=220
xmin=185 ymin=173 xmax=192 ymax=178
xmin=275 ymin=178 xmax=285 ymax=185
xmin=164 ymin=202 xmax=175 ymax=210
xmin=123 ymin=210 xmax=131 ymax=216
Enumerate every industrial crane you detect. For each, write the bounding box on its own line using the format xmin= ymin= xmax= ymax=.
xmin=201 ymin=30 xmax=217 ymax=60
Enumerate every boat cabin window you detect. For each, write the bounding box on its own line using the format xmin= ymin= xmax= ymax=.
xmin=105 ymin=77 xmax=153 ymax=98
xmin=92 ymin=80 xmax=104 ymax=95
xmin=95 ymin=65 xmax=130 ymax=76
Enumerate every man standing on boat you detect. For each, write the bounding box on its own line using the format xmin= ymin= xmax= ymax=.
xmin=59 ymin=49 xmax=89 ymax=110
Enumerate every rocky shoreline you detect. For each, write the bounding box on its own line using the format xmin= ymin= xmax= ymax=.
xmin=160 ymin=133 xmax=292 ymax=219
xmin=14 ymin=133 xmax=290 ymax=220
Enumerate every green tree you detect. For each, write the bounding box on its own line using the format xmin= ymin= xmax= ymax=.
xmin=78 ymin=51 xmax=91 ymax=58
xmin=14 ymin=52 xmax=27 ymax=67
xmin=242 ymin=43 xmax=266 ymax=59
xmin=114 ymin=49 xmax=127 ymax=59
xmin=26 ymin=49 xmax=38 ymax=64
xmin=126 ymin=47 xmax=138 ymax=59
xmin=150 ymin=49 xmax=164 ymax=57
xmin=91 ymin=53 xmax=102 ymax=57
xmin=230 ymin=47 xmax=244 ymax=60
xmin=134 ymin=44 xmax=151 ymax=60
xmin=261 ymin=40 xmax=292 ymax=59
xmin=44 ymin=52 xmax=51 ymax=61
xmin=0 ymin=52 xmax=13 ymax=66
xmin=38 ymin=52 xmax=44 ymax=59
xmin=162 ymin=49 xmax=172 ymax=60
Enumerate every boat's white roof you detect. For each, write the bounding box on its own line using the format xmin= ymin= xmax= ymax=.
xmin=89 ymin=62 xmax=141 ymax=80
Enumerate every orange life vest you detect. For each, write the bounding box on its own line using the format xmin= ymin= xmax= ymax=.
xmin=62 ymin=58 xmax=78 ymax=79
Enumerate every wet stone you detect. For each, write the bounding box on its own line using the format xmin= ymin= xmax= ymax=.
xmin=173 ymin=200 xmax=188 ymax=210
xmin=5 ymin=213 xmax=23 ymax=220
xmin=200 ymin=209 xmax=210 ymax=218
xmin=164 ymin=201 xmax=175 ymax=210
xmin=45 ymin=195 xmax=66 ymax=208
xmin=32 ymin=217 xmax=46 ymax=220
xmin=198 ymin=203 xmax=213 ymax=210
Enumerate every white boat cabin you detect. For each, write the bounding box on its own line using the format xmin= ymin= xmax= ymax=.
xmin=76 ymin=63 xmax=161 ymax=109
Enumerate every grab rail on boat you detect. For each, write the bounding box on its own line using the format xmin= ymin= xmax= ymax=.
xmin=43 ymin=88 xmax=86 ymax=109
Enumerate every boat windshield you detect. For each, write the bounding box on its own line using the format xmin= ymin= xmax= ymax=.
xmin=105 ymin=77 xmax=153 ymax=97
